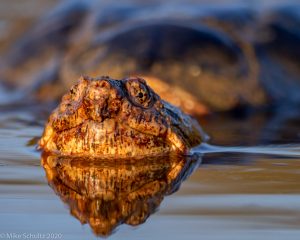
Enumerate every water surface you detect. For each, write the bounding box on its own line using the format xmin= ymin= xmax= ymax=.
xmin=0 ymin=108 xmax=300 ymax=240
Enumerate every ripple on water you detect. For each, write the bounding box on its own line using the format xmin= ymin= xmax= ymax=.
xmin=0 ymin=112 xmax=300 ymax=239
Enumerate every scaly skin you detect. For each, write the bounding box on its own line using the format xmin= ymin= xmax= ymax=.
xmin=39 ymin=76 xmax=206 ymax=158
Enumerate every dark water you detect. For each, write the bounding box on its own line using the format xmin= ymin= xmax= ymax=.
xmin=1 ymin=107 xmax=300 ymax=240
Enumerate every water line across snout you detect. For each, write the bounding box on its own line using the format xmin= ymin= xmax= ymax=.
xmin=190 ymin=143 xmax=300 ymax=158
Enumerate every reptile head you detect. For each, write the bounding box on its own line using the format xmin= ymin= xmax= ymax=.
xmin=39 ymin=76 xmax=206 ymax=158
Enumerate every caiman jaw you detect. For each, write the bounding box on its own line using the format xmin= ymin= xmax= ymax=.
xmin=166 ymin=129 xmax=186 ymax=152
xmin=39 ymin=76 xmax=205 ymax=158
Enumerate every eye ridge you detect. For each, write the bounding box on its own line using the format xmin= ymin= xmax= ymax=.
xmin=125 ymin=79 xmax=153 ymax=108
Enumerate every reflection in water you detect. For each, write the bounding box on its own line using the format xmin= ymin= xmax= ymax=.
xmin=41 ymin=152 xmax=201 ymax=236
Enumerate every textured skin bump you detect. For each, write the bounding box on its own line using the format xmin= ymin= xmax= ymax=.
xmin=39 ymin=76 xmax=206 ymax=158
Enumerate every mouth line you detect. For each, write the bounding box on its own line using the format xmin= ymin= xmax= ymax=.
xmin=53 ymin=123 xmax=84 ymax=137
xmin=49 ymin=117 xmax=176 ymax=156
xmin=125 ymin=124 xmax=161 ymax=137
xmin=54 ymin=118 xmax=160 ymax=140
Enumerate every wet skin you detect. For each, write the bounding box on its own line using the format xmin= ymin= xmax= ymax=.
xmin=39 ymin=76 xmax=206 ymax=158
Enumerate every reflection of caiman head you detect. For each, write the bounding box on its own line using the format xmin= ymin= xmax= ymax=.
xmin=39 ymin=76 xmax=206 ymax=158
xmin=41 ymin=153 xmax=201 ymax=236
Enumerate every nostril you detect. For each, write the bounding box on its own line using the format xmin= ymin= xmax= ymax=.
xmin=108 ymin=99 xmax=121 ymax=112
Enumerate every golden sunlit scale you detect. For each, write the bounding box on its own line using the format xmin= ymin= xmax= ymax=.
xmin=39 ymin=76 xmax=206 ymax=157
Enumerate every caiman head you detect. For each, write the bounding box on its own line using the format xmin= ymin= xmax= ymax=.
xmin=39 ymin=76 xmax=206 ymax=157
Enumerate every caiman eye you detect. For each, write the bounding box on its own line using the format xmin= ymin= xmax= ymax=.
xmin=125 ymin=78 xmax=153 ymax=108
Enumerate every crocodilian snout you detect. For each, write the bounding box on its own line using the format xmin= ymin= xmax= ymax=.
xmin=39 ymin=75 xmax=206 ymax=157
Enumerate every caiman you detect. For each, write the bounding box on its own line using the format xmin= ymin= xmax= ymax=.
xmin=39 ymin=76 xmax=207 ymax=157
